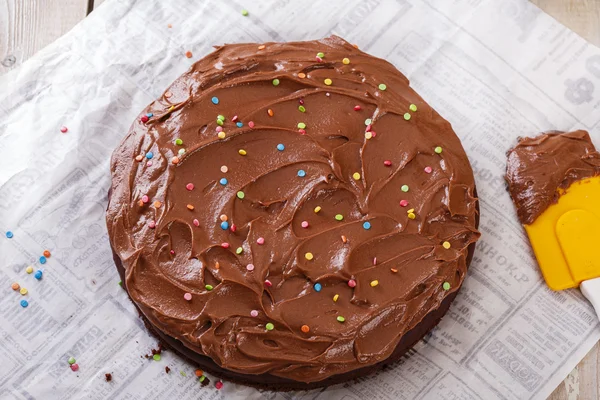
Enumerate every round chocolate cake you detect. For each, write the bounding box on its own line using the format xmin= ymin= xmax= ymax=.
xmin=106 ymin=36 xmax=480 ymax=389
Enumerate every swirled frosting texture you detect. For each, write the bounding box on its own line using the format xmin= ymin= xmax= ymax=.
xmin=506 ymin=131 xmax=600 ymax=225
xmin=107 ymin=36 xmax=479 ymax=383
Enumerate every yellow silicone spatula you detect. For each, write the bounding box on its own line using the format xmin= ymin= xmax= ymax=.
xmin=524 ymin=176 xmax=600 ymax=320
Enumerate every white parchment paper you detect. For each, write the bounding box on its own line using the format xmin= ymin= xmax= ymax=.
xmin=1 ymin=0 xmax=599 ymax=399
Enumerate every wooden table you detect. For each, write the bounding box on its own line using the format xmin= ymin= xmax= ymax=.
xmin=0 ymin=0 xmax=598 ymax=398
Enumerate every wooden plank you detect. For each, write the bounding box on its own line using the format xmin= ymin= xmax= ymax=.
xmin=93 ymin=0 xmax=106 ymax=9
xmin=548 ymin=342 xmax=599 ymax=400
xmin=0 ymin=0 xmax=88 ymax=75
xmin=531 ymin=0 xmax=600 ymax=46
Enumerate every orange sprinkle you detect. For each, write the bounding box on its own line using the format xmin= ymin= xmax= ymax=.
xmin=258 ymin=45 xmax=266 ymax=50
xmin=187 ymin=204 xmax=195 ymax=210
xmin=353 ymin=44 xmax=359 ymax=49
xmin=11 ymin=282 xmax=20 ymax=291
xmin=341 ymin=235 xmax=348 ymax=243
xmin=267 ymin=109 xmax=274 ymax=117
xmin=195 ymin=369 xmax=203 ymax=377
xmin=138 ymin=200 xmax=144 ymax=207
xmin=43 ymin=250 xmax=51 ymax=258
xmin=171 ymin=156 xmax=179 ymax=164
xmin=135 ymin=155 xmax=143 ymax=161
xmin=185 ymin=51 xmax=193 ymax=58
xmin=154 ymin=201 xmax=162 ymax=208
xmin=298 ymin=72 xmax=306 ymax=79
xmin=167 ymin=24 xmax=172 ymax=28
xmin=215 ymin=262 xmax=220 ymax=270
xmin=219 ymin=214 xmax=228 ymax=221
xmin=165 ymin=91 xmax=172 ymax=98
xmin=390 ymin=268 xmax=398 ymax=273
xmin=301 ymin=325 xmax=310 ymax=333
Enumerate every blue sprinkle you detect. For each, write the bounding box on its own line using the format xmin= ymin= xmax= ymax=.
xmin=314 ymin=283 xmax=322 ymax=292
xmin=34 ymin=270 xmax=43 ymax=280
xmin=211 ymin=97 xmax=219 ymax=105
xmin=219 ymin=178 xmax=228 ymax=186
xmin=236 ymin=122 xmax=243 ymax=128
xmin=146 ymin=113 xmax=154 ymax=118
xmin=20 ymin=300 xmax=29 ymax=308
xmin=145 ymin=152 xmax=153 ymax=159
xmin=277 ymin=144 xmax=285 ymax=151
xmin=39 ymin=256 xmax=47 ymax=264
xmin=363 ymin=221 xmax=371 ymax=230
xmin=220 ymin=221 xmax=229 ymax=230
xmin=5 ymin=231 xmax=13 ymax=238
xmin=297 ymin=169 xmax=306 ymax=177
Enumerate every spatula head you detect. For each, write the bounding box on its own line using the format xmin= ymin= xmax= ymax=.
xmin=524 ymin=176 xmax=600 ymax=290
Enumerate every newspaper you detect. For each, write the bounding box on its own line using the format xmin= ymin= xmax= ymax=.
xmin=0 ymin=0 xmax=598 ymax=399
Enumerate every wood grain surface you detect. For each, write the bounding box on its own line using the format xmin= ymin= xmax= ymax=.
xmin=0 ymin=1 xmax=598 ymax=399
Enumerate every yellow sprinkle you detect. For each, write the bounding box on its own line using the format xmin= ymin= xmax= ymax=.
xmin=217 ymin=131 xmax=226 ymax=139
xmin=314 ymin=206 xmax=322 ymax=213
xmin=409 ymin=104 xmax=418 ymax=112
xmin=305 ymin=252 xmax=314 ymax=261
xmin=168 ymin=106 xmax=175 ymax=112
xmin=390 ymin=268 xmax=398 ymax=273
xmin=26 ymin=266 xmax=34 ymax=274
xmin=443 ymin=241 xmax=451 ymax=249
xmin=370 ymin=280 xmax=379 ymax=287
xmin=365 ymin=132 xmax=373 ymax=140
xmin=342 ymin=58 xmax=350 ymax=65
xmin=154 ymin=201 xmax=162 ymax=208
xmin=219 ymin=214 xmax=228 ymax=221
xmin=324 ymin=78 xmax=332 ymax=86
xmin=20 ymin=287 xmax=28 ymax=295
xmin=352 ymin=172 xmax=361 ymax=180
xmin=407 ymin=208 xmax=415 ymax=214
xmin=187 ymin=204 xmax=195 ymax=210
xmin=333 ymin=294 xmax=339 ymax=302
xmin=408 ymin=213 xmax=416 ymax=220
xmin=238 ymin=149 xmax=247 ymax=156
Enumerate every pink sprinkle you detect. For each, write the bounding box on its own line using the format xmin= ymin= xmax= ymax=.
xmin=365 ymin=124 xmax=372 ymax=132
xmin=215 ymin=381 xmax=223 ymax=390
xmin=148 ymin=220 xmax=156 ymax=229
xmin=264 ymin=280 xmax=272 ymax=287
xmin=348 ymin=279 xmax=356 ymax=288
xmin=216 ymin=126 xmax=223 ymax=132
xmin=60 ymin=126 xmax=68 ymax=133
xmin=141 ymin=195 xmax=149 ymax=203
xmin=424 ymin=166 xmax=432 ymax=174
xmin=186 ymin=183 xmax=194 ymax=191
xmin=256 ymin=237 xmax=265 ymax=245
xmin=299 ymin=129 xmax=306 ymax=135
xmin=354 ymin=105 xmax=361 ymax=111
xmin=400 ymin=200 xmax=409 ymax=207
xmin=193 ymin=219 xmax=199 ymax=227
xmin=248 ymin=121 xmax=255 ymax=128
xmin=146 ymin=161 xmax=153 ymax=167
xmin=140 ymin=115 xmax=149 ymax=123
xmin=384 ymin=160 xmax=392 ymax=166
xmin=373 ymin=257 xmax=377 ymax=266
xmin=230 ymin=224 xmax=237 ymax=232
xmin=301 ymin=221 xmax=309 ymax=228
xmin=221 ymin=242 xmax=230 ymax=248
xmin=246 ymin=264 xmax=255 ymax=271
xmin=70 ymin=364 xmax=79 ymax=372
xmin=299 ymin=99 xmax=304 ymax=105
xmin=371 ymin=131 xmax=377 ymax=137
xmin=316 ymin=56 xmax=323 ymax=62
xmin=250 ymin=310 xmax=259 ymax=317
xmin=325 ymin=92 xmax=330 ymax=97
xmin=231 ymin=115 xmax=238 ymax=122
xmin=170 ymin=250 xmax=175 ymax=255
xmin=184 ymin=293 xmax=192 ymax=301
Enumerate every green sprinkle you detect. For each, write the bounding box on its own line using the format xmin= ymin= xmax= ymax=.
xmin=434 ymin=146 xmax=443 ymax=154
xmin=237 ymin=191 xmax=245 ymax=199
xmin=68 ymin=357 xmax=76 ymax=365
xmin=217 ymin=115 xmax=225 ymax=121
xmin=236 ymin=247 xmax=243 ymax=255
xmin=298 ymin=105 xmax=306 ymax=113
xmin=401 ymin=185 xmax=409 ymax=192
xmin=443 ymin=282 xmax=451 ymax=291
xmin=272 ymin=78 xmax=280 ymax=86
xmin=180 ymin=371 xmax=187 ymax=377
xmin=175 ymin=138 xmax=183 ymax=145
xmin=335 ymin=214 xmax=344 ymax=221
xmin=265 ymin=323 xmax=274 ymax=331
xmin=199 ymin=375 xmax=206 ymax=382
xmin=336 ymin=316 xmax=345 ymax=323
xmin=118 ymin=281 xmax=122 ymax=286
xmin=153 ymin=354 xmax=161 ymax=361
xmin=365 ymin=118 xmax=372 ymax=126
xmin=409 ymin=104 xmax=417 ymax=112
xmin=297 ymin=122 xmax=306 ymax=129
xmin=205 ymin=284 xmax=214 ymax=291
xmin=404 ymin=113 xmax=411 ymax=121
xmin=378 ymin=83 xmax=387 ymax=91
xmin=241 ymin=9 xmax=249 ymax=16
xmin=317 ymin=52 xmax=325 ymax=58
xmin=216 ymin=119 xmax=224 ymax=126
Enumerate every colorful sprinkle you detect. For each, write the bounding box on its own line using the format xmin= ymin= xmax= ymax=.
xmin=333 ymin=294 xmax=339 ymax=302
xmin=217 ymin=115 xmax=225 ymax=121
xmin=39 ymin=256 xmax=47 ymax=264
xmin=370 ymin=280 xmax=379 ymax=287
xmin=298 ymin=105 xmax=306 ymax=113
xmin=153 ymin=354 xmax=161 ymax=361
xmin=348 ymin=279 xmax=356 ymax=288
xmin=211 ymin=97 xmax=219 ymax=104
xmin=317 ymin=52 xmax=325 ymax=58
xmin=258 ymin=45 xmax=266 ymax=50
xmin=314 ymin=283 xmax=322 ymax=292
xmin=272 ymin=78 xmax=280 ymax=86
xmin=20 ymin=299 xmax=28 ymax=308
xmin=221 ymin=243 xmax=230 ymax=248
xmin=391 ymin=268 xmax=398 ymax=273
xmin=187 ymin=204 xmax=195 ymax=211
xmin=408 ymin=212 xmax=416 ymax=220
xmin=277 ymin=144 xmax=285 ymax=151
xmin=68 ymin=357 xmax=76 ymax=365
xmin=184 ymin=293 xmax=192 ymax=301
xmin=220 ymin=221 xmax=229 ymax=230
xmin=5 ymin=231 xmax=13 ymax=238
xmin=354 ymin=105 xmax=361 ymax=111
xmin=336 ymin=316 xmax=345 ymax=323
xmin=219 ymin=214 xmax=227 ymax=221
xmin=205 ymin=284 xmax=214 ymax=291
xmin=365 ymin=132 xmax=373 ymax=140
xmin=301 ymin=325 xmax=310 ymax=333
xmin=443 ymin=282 xmax=451 ymax=291
xmin=236 ymin=122 xmax=243 ymax=128
xmin=215 ymin=381 xmax=223 ymax=390
xmin=11 ymin=283 xmax=19 ymax=291
xmin=404 ymin=113 xmax=411 ymax=121
xmin=301 ymin=221 xmax=309 ymax=228
xmin=236 ymin=247 xmax=243 ymax=255
xmin=195 ymin=369 xmax=203 ymax=377
xmin=217 ymin=131 xmax=226 ymax=140
xmin=384 ymin=160 xmax=392 ymax=166
xmin=298 ymin=72 xmax=306 ymax=79
xmin=140 ymin=115 xmax=149 ymax=123
xmin=43 ymin=250 xmax=51 ymax=257
xmin=148 ymin=220 xmax=156 ymax=229
xmin=185 ymin=51 xmax=193 ymax=59
xmin=401 ymin=185 xmax=409 ymax=192
xmin=246 ymin=264 xmax=255 ymax=271
xmin=363 ymin=221 xmax=371 ymax=230
xmin=424 ymin=166 xmax=433 ymax=174
xmin=70 ymin=364 xmax=79 ymax=372
xmin=378 ymin=84 xmax=387 ymax=91
xmin=365 ymin=118 xmax=372 ymax=126
xmin=297 ymin=122 xmax=306 ymax=129
xmin=238 ymin=149 xmax=247 ymax=156
xmin=435 ymin=146 xmax=443 ymax=154
xmin=264 ymin=280 xmax=272 ymax=287
xmin=145 ymin=152 xmax=153 ymax=159
xmin=171 ymin=156 xmax=180 ymax=164
xmin=216 ymin=119 xmax=224 ymax=126
xmin=400 ymin=200 xmax=409 ymax=207
xmin=34 ymin=270 xmax=43 ymax=280
xmin=241 ymin=9 xmax=249 ymax=16
xmin=335 ymin=214 xmax=344 ymax=221
xmin=342 ymin=58 xmax=350 ymax=65
xmin=141 ymin=195 xmax=149 ymax=204
xmin=248 ymin=121 xmax=255 ymax=128
xmin=267 ymin=109 xmax=274 ymax=117
xmin=352 ymin=172 xmax=361 ymax=181
xmin=314 ymin=206 xmax=322 ymax=213
xmin=193 ymin=219 xmax=200 ymax=227
xmin=20 ymin=287 xmax=28 ymax=295
xmin=324 ymin=78 xmax=332 ymax=86
xmin=297 ymin=169 xmax=306 ymax=177
xmin=341 ymin=235 xmax=348 ymax=243
xmin=26 ymin=266 xmax=33 ymax=274
xmin=154 ymin=201 xmax=162 ymax=208
xmin=178 ymin=148 xmax=186 ymax=156
xmin=250 ymin=310 xmax=259 ymax=317
xmin=305 ymin=252 xmax=314 ymax=261
xmin=186 ymin=183 xmax=194 ymax=191
xmin=265 ymin=323 xmax=274 ymax=331
xmin=60 ymin=126 xmax=68 ymax=133
xmin=219 ymin=178 xmax=228 ymax=186
xmin=135 ymin=155 xmax=143 ymax=162
xmin=237 ymin=191 xmax=245 ymax=199
xmin=257 ymin=237 xmax=265 ymax=245
xmin=221 ymin=165 xmax=228 ymax=173
xmin=199 ymin=375 xmax=206 ymax=382
xmin=442 ymin=241 xmax=451 ymax=249
xmin=409 ymin=104 xmax=418 ymax=112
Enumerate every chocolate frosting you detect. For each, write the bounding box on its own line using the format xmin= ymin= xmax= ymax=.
xmin=506 ymin=131 xmax=600 ymax=225
xmin=106 ymin=36 xmax=479 ymax=383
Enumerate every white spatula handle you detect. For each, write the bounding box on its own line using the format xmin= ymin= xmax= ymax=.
xmin=581 ymin=278 xmax=600 ymax=321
